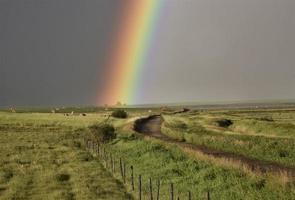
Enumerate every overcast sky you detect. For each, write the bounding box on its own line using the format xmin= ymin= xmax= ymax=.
xmin=1 ymin=0 xmax=295 ymax=107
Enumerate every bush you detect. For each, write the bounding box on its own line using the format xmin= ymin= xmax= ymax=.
xmin=215 ymin=119 xmax=233 ymax=128
xmin=111 ymin=109 xmax=128 ymax=118
xmin=89 ymin=123 xmax=116 ymax=144
xmin=56 ymin=173 xmax=70 ymax=182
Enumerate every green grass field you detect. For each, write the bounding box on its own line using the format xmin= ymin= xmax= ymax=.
xmin=0 ymin=107 xmax=294 ymax=199
xmin=106 ymin=135 xmax=294 ymax=199
xmin=0 ymin=112 xmax=131 ymax=200
xmin=162 ymin=110 xmax=295 ymax=167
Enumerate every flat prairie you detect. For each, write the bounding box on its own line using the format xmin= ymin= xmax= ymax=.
xmin=0 ymin=107 xmax=294 ymax=200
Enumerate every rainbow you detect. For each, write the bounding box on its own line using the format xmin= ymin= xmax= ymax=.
xmin=99 ymin=0 xmax=165 ymax=105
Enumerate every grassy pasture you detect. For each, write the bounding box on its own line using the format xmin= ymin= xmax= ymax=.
xmin=106 ymin=134 xmax=295 ymax=200
xmin=0 ymin=107 xmax=294 ymax=199
xmin=0 ymin=112 xmax=130 ymax=200
xmin=161 ymin=110 xmax=295 ymax=166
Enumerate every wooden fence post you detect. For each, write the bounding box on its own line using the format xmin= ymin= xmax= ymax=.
xmin=107 ymin=153 xmax=112 ymax=168
xmin=207 ymin=191 xmax=210 ymax=200
xmin=120 ymin=158 xmax=123 ymax=179
xmin=96 ymin=144 xmax=99 ymax=155
xmin=170 ymin=183 xmax=174 ymax=200
xmin=103 ymin=148 xmax=108 ymax=168
xmin=139 ymin=175 xmax=142 ymax=200
xmin=87 ymin=140 xmax=90 ymax=150
xmin=110 ymin=154 xmax=113 ymax=173
xmin=93 ymin=143 xmax=96 ymax=155
xmin=156 ymin=179 xmax=160 ymax=200
xmin=131 ymin=166 xmax=134 ymax=191
xmin=113 ymin=158 xmax=116 ymax=173
xmin=188 ymin=191 xmax=192 ymax=200
xmin=100 ymin=146 xmax=102 ymax=159
xmin=103 ymin=148 xmax=105 ymax=160
xmin=105 ymin=151 xmax=108 ymax=168
xmin=149 ymin=178 xmax=153 ymax=200
xmin=110 ymin=153 xmax=112 ymax=164
xmin=123 ymin=162 xmax=126 ymax=183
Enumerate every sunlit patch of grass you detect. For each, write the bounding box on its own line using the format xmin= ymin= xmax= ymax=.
xmin=0 ymin=112 xmax=130 ymax=200
xmin=106 ymin=135 xmax=295 ymax=200
xmin=161 ymin=112 xmax=295 ymax=167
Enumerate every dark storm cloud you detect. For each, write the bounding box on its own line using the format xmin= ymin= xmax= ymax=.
xmin=0 ymin=0 xmax=122 ymax=107
xmin=1 ymin=0 xmax=295 ymax=106
xmin=138 ymin=0 xmax=295 ymax=104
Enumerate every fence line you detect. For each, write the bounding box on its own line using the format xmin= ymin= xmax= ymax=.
xmin=85 ymin=139 xmax=211 ymax=200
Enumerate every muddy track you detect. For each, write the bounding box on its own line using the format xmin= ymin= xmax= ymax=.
xmin=134 ymin=115 xmax=295 ymax=179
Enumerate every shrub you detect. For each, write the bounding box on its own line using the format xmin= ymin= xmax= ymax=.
xmin=215 ymin=119 xmax=233 ymax=128
xmin=278 ymin=150 xmax=289 ymax=158
xmin=3 ymin=169 xmax=13 ymax=181
xmin=56 ymin=173 xmax=70 ymax=182
xmin=111 ymin=109 xmax=128 ymax=118
xmin=89 ymin=123 xmax=116 ymax=144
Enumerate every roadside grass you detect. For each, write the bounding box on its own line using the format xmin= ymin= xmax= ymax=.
xmin=162 ymin=113 xmax=295 ymax=167
xmin=0 ymin=112 xmax=130 ymax=200
xmin=106 ymin=134 xmax=295 ymax=200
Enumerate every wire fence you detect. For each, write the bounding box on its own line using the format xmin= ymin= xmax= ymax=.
xmin=84 ymin=139 xmax=212 ymax=200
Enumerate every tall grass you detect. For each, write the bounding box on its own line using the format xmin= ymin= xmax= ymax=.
xmin=162 ymin=114 xmax=295 ymax=167
xmin=106 ymin=135 xmax=295 ymax=200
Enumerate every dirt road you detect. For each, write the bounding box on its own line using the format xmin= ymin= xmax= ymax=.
xmin=134 ymin=115 xmax=295 ymax=179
